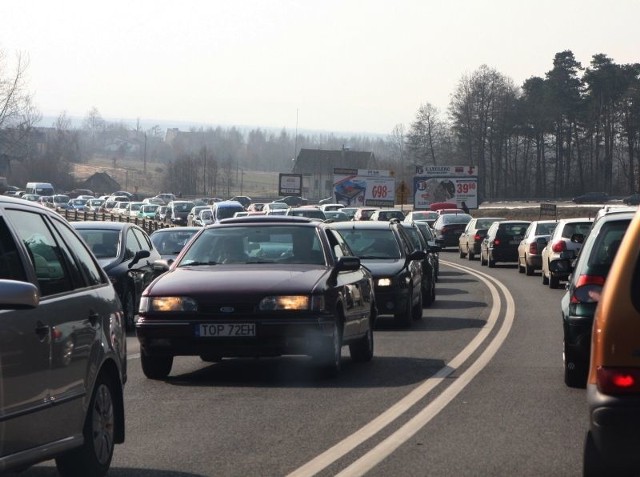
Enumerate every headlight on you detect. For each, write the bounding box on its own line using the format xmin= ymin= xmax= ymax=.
xmin=259 ymin=295 xmax=310 ymax=311
xmin=377 ymin=278 xmax=392 ymax=287
xmin=140 ymin=296 xmax=198 ymax=312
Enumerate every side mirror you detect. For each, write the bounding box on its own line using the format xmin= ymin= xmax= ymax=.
xmin=0 ymin=279 xmax=40 ymax=309
xmin=407 ymin=250 xmax=426 ymax=262
xmin=335 ymin=256 xmax=361 ymax=272
xmin=129 ymin=249 xmax=151 ymax=268
xmin=152 ymin=259 xmax=171 ymax=273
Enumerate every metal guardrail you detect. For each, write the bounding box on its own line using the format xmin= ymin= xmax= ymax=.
xmin=60 ymin=209 xmax=171 ymax=234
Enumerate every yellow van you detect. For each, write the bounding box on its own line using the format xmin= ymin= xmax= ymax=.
xmin=584 ymin=208 xmax=640 ymax=475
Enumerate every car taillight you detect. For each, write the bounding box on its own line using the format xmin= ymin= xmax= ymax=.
xmin=474 ymin=233 xmax=482 ymax=241
xmin=596 ymin=367 xmax=640 ymax=394
xmin=551 ymin=240 xmax=566 ymax=253
xmin=570 ymin=275 xmax=605 ymax=303
xmin=441 ymin=226 xmax=449 ymax=233
xmin=529 ymin=242 xmax=538 ymax=254
xmin=493 ymin=238 xmax=501 ymax=246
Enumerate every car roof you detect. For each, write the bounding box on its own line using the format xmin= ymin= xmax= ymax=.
xmin=150 ymin=226 xmax=201 ymax=236
xmin=329 ymin=220 xmax=399 ymax=231
xmin=71 ymin=221 xmax=135 ymax=231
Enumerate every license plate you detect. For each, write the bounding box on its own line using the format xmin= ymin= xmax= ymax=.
xmin=509 ymin=240 xmax=519 ymax=245
xmin=197 ymin=323 xmax=256 ymax=337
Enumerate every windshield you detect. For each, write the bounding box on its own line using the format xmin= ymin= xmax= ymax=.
xmin=178 ymin=225 xmax=325 ymax=266
xmin=338 ymin=229 xmax=401 ymax=259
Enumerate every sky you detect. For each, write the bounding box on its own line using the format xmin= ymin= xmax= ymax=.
xmin=1 ymin=0 xmax=639 ymax=136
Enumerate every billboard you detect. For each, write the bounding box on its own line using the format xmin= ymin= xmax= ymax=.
xmin=278 ymin=173 xmax=303 ymax=196
xmin=332 ymin=168 xmax=396 ymax=207
xmin=413 ymin=165 xmax=478 ymax=210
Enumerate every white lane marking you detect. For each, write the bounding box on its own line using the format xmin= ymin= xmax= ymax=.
xmin=335 ymin=263 xmax=515 ymax=476
xmin=288 ymin=262 xmax=512 ymax=477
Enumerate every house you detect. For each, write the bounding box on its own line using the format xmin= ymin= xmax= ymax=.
xmin=292 ymin=148 xmax=376 ymax=199
xmin=82 ymin=172 xmax=121 ymax=195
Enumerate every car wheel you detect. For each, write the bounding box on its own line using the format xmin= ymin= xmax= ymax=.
xmin=468 ymin=249 xmax=475 ymax=260
xmin=549 ymin=272 xmax=560 ymax=289
xmin=542 ymin=266 xmax=549 ymax=285
xmin=564 ymin=341 xmax=587 ymax=388
xmin=412 ymin=290 xmax=423 ymax=320
xmin=394 ymin=290 xmax=413 ymax=328
xmin=349 ymin=314 xmax=374 ymax=363
xmin=423 ymin=277 xmax=435 ymax=307
xmin=518 ymin=258 xmax=525 ymax=273
xmin=316 ymin=318 xmax=343 ymax=376
xmin=488 ymin=254 xmax=496 ymax=268
xmin=525 ymin=261 xmax=534 ymax=276
xmin=141 ymin=351 xmax=173 ymax=379
xmin=459 ymin=246 xmax=465 ymax=258
xmin=122 ymin=288 xmax=136 ymax=332
xmin=55 ymin=374 xmax=116 ymax=477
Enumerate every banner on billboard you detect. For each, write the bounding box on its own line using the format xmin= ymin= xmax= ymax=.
xmin=332 ymin=169 xmax=395 ymax=207
xmin=278 ymin=173 xmax=303 ymax=196
xmin=413 ymin=165 xmax=478 ymax=210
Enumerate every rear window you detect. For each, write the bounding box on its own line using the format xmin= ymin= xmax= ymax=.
xmin=499 ymin=223 xmax=529 ymax=237
xmin=587 ymin=219 xmax=631 ymax=268
xmin=561 ymin=222 xmax=592 ymax=238
xmin=535 ymin=222 xmax=557 ymax=235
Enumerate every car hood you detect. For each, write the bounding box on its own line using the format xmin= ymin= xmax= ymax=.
xmin=359 ymin=259 xmax=406 ymax=277
xmin=146 ymin=266 xmax=329 ymax=296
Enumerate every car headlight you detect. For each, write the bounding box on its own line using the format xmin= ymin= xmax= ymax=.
xmin=377 ymin=278 xmax=392 ymax=287
xmin=139 ymin=296 xmax=198 ymax=312
xmin=259 ymin=295 xmax=321 ymax=311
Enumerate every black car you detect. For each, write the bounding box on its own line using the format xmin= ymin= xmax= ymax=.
xmin=480 ymin=220 xmax=531 ymax=267
xmin=432 ymin=213 xmax=472 ymax=249
xmin=279 ymin=196 xmax=308 ymax=206
xmin=136 ymin=216 xmax=376 ymax=378
xmin=166 ymin=200 xmax=196 ymax=226
xmin=0 ymin=196 xmax=126 ymax=476
xmin=230 ymin=195 xmax=252 ymax=209
xmin=401 ymin=222 xmax=438 ymax=306
xmin=572 ymin=192 xmax=609 ymax=204
xmin=560 ymin=209 xmax=635 ymax=388
xmin=413 ymin=220 xmax=440 ymax=280
xmin=72 ymin=221 xmax=162 ymax=330
xmin=329 ymin=220 xmax=425 ymax=327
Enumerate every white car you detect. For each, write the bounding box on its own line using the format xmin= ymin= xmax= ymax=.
xmin=540 ymin=217 xmax=593 ymax=288
xmin=319 ymin=203 xmax=344 ymax=212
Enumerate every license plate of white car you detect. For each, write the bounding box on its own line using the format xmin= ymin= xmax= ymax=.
xmin=197 ymin=323 xmax=256 ymax=337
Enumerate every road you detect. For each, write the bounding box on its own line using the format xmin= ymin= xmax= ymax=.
xmin=25 ymin=250 xmax=586 ymax=477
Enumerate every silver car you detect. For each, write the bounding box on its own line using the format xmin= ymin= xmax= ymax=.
xmin=0 ymin=196 xmax=127 ymax=476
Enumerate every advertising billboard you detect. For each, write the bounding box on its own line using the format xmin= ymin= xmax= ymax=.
xmin=278 ymin=173 xmax=303 ymax=196
xmin=413 ymin=165 xmax=478 ymax=210
xmin=332 ymin=168 xmax=396 ymax=207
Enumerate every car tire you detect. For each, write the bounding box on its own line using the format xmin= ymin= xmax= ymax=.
xmin=518 ymin=258 xmax=525 ymax=273
xmin=394 ymin=290 xmax=413 ymax=328
xmin=525 ymin=261 xmax=534 ymax=276
xmin=412 ymin=290 xmax=423 ymax=320
xmin=564 ymin=341 xmax=587 ymax=388
xmin=55 ymin=374 xmax=117 ymax=477
xmin=549 ymin=272 xmax=560 ymax=289
xmin=349 ymin=315 xmax=374 ymax=363
xmin=423 ymin=278 xmax=435 ymax=307
xmin=122 ymin=287 xmax=136 ymax=332
xmin=542 ymin=267 xmax=549 ymax=285
xmin=141 ymin=351 xmax=173 ymax=379
xmin=488 ymin=254 xmax=496 ymax=268
xmin=459 ymin=247 xmax=465 ymax=258
xmin=468 ymin=249 xmax=475 ymax=260
xmin=316 ymin=318 xmax=343 ymax=376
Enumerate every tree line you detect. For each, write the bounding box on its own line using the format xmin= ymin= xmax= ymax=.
xmin=1 ymin=48 xmax=638 ymax=200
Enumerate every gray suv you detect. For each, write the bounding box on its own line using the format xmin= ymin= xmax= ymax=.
xmin=0 ymin=196 xmax=127 ymax=476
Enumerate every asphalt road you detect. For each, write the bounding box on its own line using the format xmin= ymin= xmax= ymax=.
xmin=23 ymin=249 xmax=586 ymax=477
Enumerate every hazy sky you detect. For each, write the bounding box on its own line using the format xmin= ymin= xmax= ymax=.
xmin=2 ymin=0 xmax=638 ymax=135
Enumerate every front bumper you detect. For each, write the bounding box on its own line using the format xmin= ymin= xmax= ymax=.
xmin=136 ymin=314 xmax=336 ymax=358
xmin=373 ymin=287 xmax=410 ymax=315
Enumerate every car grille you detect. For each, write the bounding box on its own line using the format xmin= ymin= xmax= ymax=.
xmin=198 ymin=302 xmax=257 ymax=315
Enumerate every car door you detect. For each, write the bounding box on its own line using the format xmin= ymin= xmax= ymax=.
xmin=326 ymin=229 xmax=370 ymax=337
xmin=0 ymin=207 xmax=100 ymax=453
xmin=126 ymin=227 xmax=154 ymax=299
